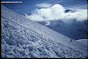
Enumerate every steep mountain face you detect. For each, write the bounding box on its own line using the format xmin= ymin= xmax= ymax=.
xmin=1 ymin=5 xmax=87 ymax=58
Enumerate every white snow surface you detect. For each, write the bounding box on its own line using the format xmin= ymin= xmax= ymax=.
xmin=77 ymin=39 xmax=88 ymax=47
xmin=1 ymin=5 xmax=88 ymax=58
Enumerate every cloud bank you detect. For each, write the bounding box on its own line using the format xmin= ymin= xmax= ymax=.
xmin=25 ymin=4 xmax=87 ymax=22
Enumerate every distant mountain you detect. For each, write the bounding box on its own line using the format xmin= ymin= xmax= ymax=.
xmin=1 ymin=5 xmax=87 ymax=58
xmin=23 ymin=13 xmax=32 ymax=16
xmin=65 ymin=9 xmax=78 ymax=13
xmin=32 ymin=9 xmax=87 ymax=40
xmin=24 ymin=9 xmax=88 ymax=40
xmin=38 ymin=19 xmax=88 ymax=40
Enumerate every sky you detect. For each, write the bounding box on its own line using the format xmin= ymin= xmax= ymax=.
xmin=1 ymin=0 xmax=87 ymax=15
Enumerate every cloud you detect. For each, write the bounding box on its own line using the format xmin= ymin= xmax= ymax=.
xmin=26 ymin=4 xmax=87 ymax=22
xmin=36 ymin=3 xmax=52 ymax=8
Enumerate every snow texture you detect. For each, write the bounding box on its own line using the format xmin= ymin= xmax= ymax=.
xmin=77 ymin=39 xmax=88 ymax=47
xmin=1 ymin=5 xmax=88 ymax=58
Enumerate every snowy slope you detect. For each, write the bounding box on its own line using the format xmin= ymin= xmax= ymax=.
xmin=77 ymin=39 xmax=88 ymax=47
xmin=1 ymin=5 xmax=87 ymax=58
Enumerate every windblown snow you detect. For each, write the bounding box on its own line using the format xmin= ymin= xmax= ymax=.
xmin=1 ymin=5 xmax=88 ymax=58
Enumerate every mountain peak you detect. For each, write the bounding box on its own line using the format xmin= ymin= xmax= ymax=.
xmin=65 ymin=9 xmax=78 ymax=13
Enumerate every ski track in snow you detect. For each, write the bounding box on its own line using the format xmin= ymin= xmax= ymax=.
xmin=1 ymin=5 xmax=88 ymax=58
